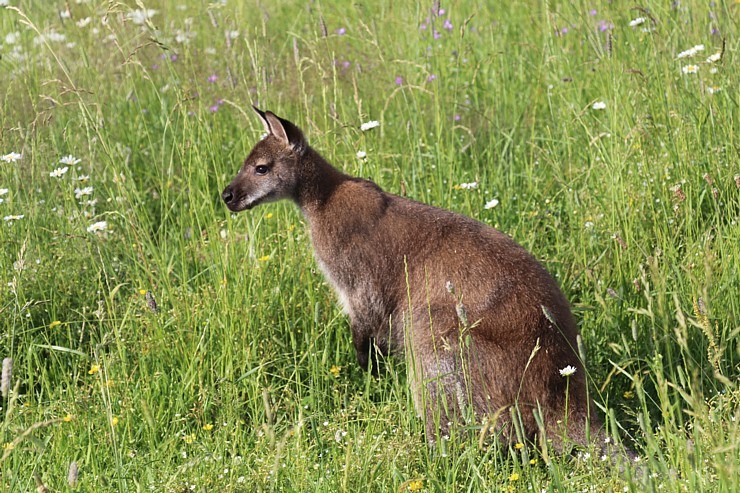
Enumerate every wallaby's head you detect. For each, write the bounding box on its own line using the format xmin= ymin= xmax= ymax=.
xmin=222 ymin=107 xmax=307 ymax=212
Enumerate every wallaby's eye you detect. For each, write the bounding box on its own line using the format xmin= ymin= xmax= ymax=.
xmin=255 ymin=165 xmax=270 ymax=176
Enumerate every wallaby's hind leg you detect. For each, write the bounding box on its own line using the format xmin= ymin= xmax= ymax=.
xmin=407 ymin=343 xmax=466 ymax=441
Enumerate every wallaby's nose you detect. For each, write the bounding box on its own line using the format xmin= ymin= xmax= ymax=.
xmin=221 ymin=187 xmax=234 ymax=204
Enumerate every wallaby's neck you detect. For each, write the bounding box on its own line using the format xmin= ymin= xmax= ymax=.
xmin=295 ymin=147 xmax=349 ymax=214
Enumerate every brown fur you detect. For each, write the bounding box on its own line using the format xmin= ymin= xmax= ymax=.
xmin=222 ymin=108 xmax=635 ymax=459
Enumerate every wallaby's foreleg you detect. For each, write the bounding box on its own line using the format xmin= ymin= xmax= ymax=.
xmin=350 ymin=313 xmax=390 ymax=374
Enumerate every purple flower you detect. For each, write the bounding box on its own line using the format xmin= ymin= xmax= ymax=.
xmin=170 ymin=54 xmax=178 ymax=62
xmin=209 ymin=104 xmax=219 ymax=113
xmin=208 ymin=74 xmax=218 ymax=83
xmin=589 ymin=9 xmax=597 ymax=16
xmin=443 ymin=19 xmax=453 ymax=31
xmin=427 ymin=74 xmax=437 ymax=82
xmin=598 ymin=20 xmax=614 ymax=32
xmin=152 ymin=63 xmax=159 ymax=70
xmin=433 ymin=29 xmax=441 ymax=39
xmin=336 ymin=27 xmax=346 ymax=35
xmin=342 ymin=61 xmax=350 ymax=69
xmin=395 ymin=76 xmax=403 ymax=85
xmin=560 ymin=27 xmax=569 ymax=35
xmin=437 ymin=8 xmax=446 ymax=16
xmin=453 ymin=114 xmax=461 ymax=121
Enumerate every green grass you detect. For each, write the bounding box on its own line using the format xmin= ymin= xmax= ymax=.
xmin=1 ymin=0 xmax=737 ymax=491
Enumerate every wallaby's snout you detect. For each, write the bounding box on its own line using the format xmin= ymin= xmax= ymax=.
xmin=220 ymin=178 xmax=253 ymax=212
xmin=221 ymin=185 xmax=235 ymax=207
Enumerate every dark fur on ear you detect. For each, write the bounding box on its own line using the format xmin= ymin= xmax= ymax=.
xmin=252 ymin=106 xmax=306 ymax=155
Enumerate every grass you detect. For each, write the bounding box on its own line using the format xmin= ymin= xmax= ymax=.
xmin=0 ymin=0 xmax=737 ymax=491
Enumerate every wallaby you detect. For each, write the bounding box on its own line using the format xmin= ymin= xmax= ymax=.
xmin=222 ymin=108 xmax=638 ymax=464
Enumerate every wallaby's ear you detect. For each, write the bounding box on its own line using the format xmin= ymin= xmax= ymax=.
xmin=252 ymin=106 xmax=306 ymax=155
xmin=252 ymin=106 xmax=272 ymax=135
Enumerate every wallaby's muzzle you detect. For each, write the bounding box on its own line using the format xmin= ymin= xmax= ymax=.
xmin=221 ymin=185 xmax=235 ymax=206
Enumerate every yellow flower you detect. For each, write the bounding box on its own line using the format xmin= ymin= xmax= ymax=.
xmin=529 ymin=458 xmax=538 ymax=465
xmin=139 ymin=289 xmax=147 ymax=295
xmin=623 ymin=390 xmax=634 ymax=399
xmin=105 ymin=379 xmax=115 ymax=388
xmin=258 ymin=255 xmax=270 ymax=262
xmin=203 ymin=423 xmax=214 ymax=431
xmin=266 ymin=213 xmax=273 ymax=219
xmin=329 ymin=365 xmax=341 ymax=377
xmin=407 ymin=479 xmax=424 ymax=491
xmin=514 ymin=442 xmax=524 ymax=449
xmin=183 ymin=433 xmax=196 ymax=444
xmin=509 ymin=473 xmax=519 ymax=482
xmin=2 ymin=442 xmax=15 ymax=451
xmin=63 ymin=414 xmax=74 ymax=422
xmin=111 ymin=416 xmax=119 ymax=426
xmin=48 ymin=320 xmax=62 ymax=328
xmin=88 ymin=364 xmax=100 ymax=375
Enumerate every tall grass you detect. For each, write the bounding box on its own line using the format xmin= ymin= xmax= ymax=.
xmin=1 ymin=0 xmax=737 ymax=491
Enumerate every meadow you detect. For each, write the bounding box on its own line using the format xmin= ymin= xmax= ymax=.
xmin=0 ymin=0 xmax=738 ymax=491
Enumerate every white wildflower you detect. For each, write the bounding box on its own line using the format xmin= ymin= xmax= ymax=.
xmin=629 ymin=17 xmax=646 ymax=27
xmin=484 ymin=198 xmax=499 ymax=209
xmin=559 ymin=365 xmax=577 ymax=377
xmin=459 ymin=182 xmax=478 ymax=190
xmin=681 ymin=65 xmax=699 ymax=75
xmin=47 ymin=31 xmax=67 ymax=43
xmin=4 ymin=32 xmax=19 ymax=45
xmin=76 ymin=17 xmax=92 ymax=28
xmin=356 ymin=150 xmax=367 ymax=159
xmin=3 ymin=214 xmax=24 ymax=222
xmin=706 ymin=87 xmax=721 ymax=94
xmin=50 ymin=166 xmax=69 ymax=178
xmin=592 ymin=101 xmax=607 ymax=110
xmin=706 ymin=52 xmax=721 ymax=63
xmin=127 ymin=9 xmax=157 ymax=25
xmin=677 ymin=44 xmax=704 ymax=59
xmin=1 ymin=152 xmax=21 ymax=163
xmin=360 ymin=120 xmax=380 ymax=131
xmin=74 ymin=186 xmax=94 ymax=199
xmin=59 ymin=155 xmax=81 ymax=165
xmin=86 ymin=221 xmax=108 ymax=233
